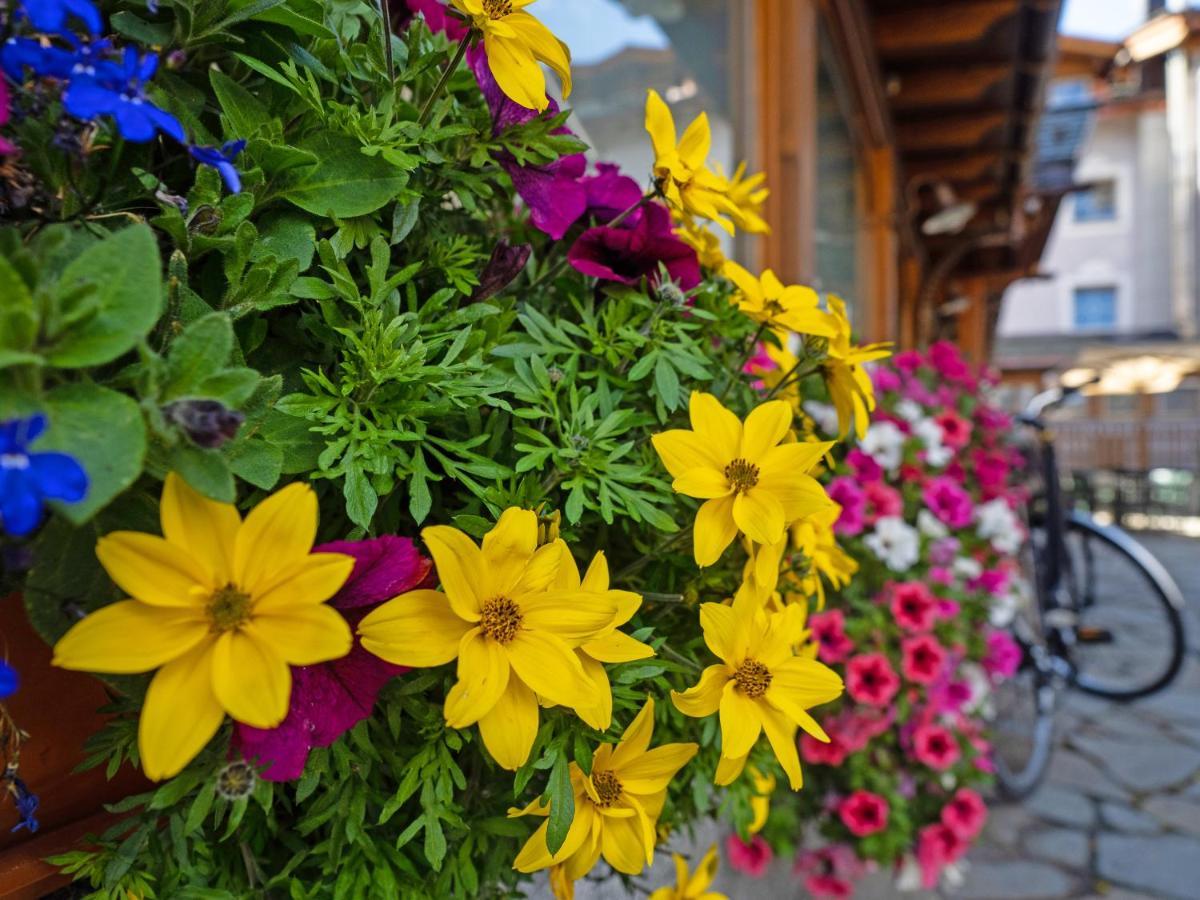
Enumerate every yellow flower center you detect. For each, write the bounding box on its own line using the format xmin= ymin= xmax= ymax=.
xmin=207 ymin=585 xmax=253 ymax=632
xmin=591 ymin=770 xmax=623 ymax=807
xmin=724 ymin=458 xmax=760 ymax=493
xmin=480 ymin=596 xmax=523 ymax=644
xmin=482 ymin=0 xmax=513 ymax=19
xmin=733 ymin=659 xmax=772 ymax=698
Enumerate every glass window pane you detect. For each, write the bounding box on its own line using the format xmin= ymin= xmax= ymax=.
xmin=1074 ymin=180 xmax=1116 ymax=222
xmin=1073 ymin=286 xmax=1116 ymax=330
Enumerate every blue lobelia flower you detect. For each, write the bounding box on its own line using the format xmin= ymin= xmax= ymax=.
xmin=15 ymin=0 xmax=103 ymax=37
xmin=62 ymin=46 xmax=185 ymax=143
xmin=4 ymin=776 xmax=39 ymax=833
xmin=189 ymin=139 xmax=247 ymax=194
xmin=0 ymin=661 xmax=17 ymax=699
xmin=0 ymin=413 xmax=88 ymax=538
xmin=1 ymin=34 xmax=113 ymax=81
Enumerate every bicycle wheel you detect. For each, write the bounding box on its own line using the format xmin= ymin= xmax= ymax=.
xmin=1062 ymin=514 xmax=1187 ymax=700
xmin=991 ymin=538 xmax=1058 ymax=799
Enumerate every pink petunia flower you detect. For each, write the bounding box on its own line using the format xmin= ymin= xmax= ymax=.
xmin=801 ymin=728 xmax=850 ymax=766
xmin=912 ymin=724 xmax=961 ymax=771
xmin=838 ymin=790 xmax=890 ymax=837
xmin=795 ymin=845 xmax=868 ymax=899
xmin=893 ymin=350 xmax=923 ymax=373
xmin=983 ymin=629 xmax=1022 ymax=679
xmin=846 ymin=448 xmax=883 ymax=483
xmin=726 ymin=833 xmax=773 ymax=878
xmin=928 ymin=340 xmax=973 ymax=385
xmin=234 ymin=536 xmax=431 ymax=780
xmin=863 ymin=480 xmax=903 ymax=525
xmin=810 ymin=609 xmax=856 ymax=664
xmin=889 ymin=582 xmax=937 ymax=632
xmin=901 ymin=634 xmax=947 ymax=685
xmin=934 ymin=409 xmax=972 ymax=449
xmin=923 ymin=476 xmax=974 ymax=529
xmin=871 ymin=367 xmax=902 ymax=393
xmin=827 ymin=476 xmax=867 ymax=536
xmin=846 ymin=653 xmax=901 ymax=707
xmin=941 ymin=787 xmax=988 ymax=840
xmin=917 ymin=822 xmax=968 ymax=889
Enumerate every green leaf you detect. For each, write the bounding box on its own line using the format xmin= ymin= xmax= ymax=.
xmin=195 ymin=368 xmax=261 ymax=407
xmin=252 ymin=211 xmax=317 ymax=271
xmin=164 ymin=312 xmax=233 ymax=400
xmin=44 ymin=225 xmax=162 ymax=368
xmin=545 ymin=754 xmax=575 ymax=856
xmin=209 ymin=69 xmax=270 ymax=140
xmin=281 ymin=133 xmax=409 ymax=219
xmin=169 ymin=445 xmax=236 ymax=503
xmin=40 ymin=384 xmax=146 ymax=524
xmin=344 ymin=466 xmax=378 ymax=528
xmin=260 ymin=410 xmax=325 ymax=474
xmin=654 ymin=356 xmax=681 ymax=410
xmin=0 ymin=253 xmax=37 ymax=358
xmin=226 ymin=438 xmax=283 ymax=490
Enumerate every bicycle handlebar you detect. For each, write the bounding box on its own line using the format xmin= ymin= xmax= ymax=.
xmin=1018 ymin=374 xmax=1102 ymax=428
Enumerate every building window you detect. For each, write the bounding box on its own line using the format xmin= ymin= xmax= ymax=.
xmin=1158 ymin=387 xmax=1198 ymax=417
xmin=1073 ymin=286 xmax=1117 ymax=330
xmin=1074 ymin=180 xmax=1116 ymax=222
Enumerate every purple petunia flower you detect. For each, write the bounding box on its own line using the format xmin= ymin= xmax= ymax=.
xmin=0 ymin=414 xmax=88 ymax=538
xmin=393 ymin=0 xmax=469 ymax=41
xmin=233 ymin=536 xmax=433 ymax=781
xmin=189 ymin=139 xmax=246 ymax=193
xmin=568 ymin=202 xmax=700 ymax=290
xmin=0 ymin=661 xmax=17 ymax=699
xmin=62 ymin=46 xmax=185 ymax=143
xmin=16 ymin=0 xmax=102 ymax=37
xmin=579 ymin=162 xmax=643 ymax=224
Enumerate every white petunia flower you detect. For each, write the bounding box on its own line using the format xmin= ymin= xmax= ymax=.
xmin=860 ymin=421 xmax=906 ymax=471
xmin=917 ymin=508 xmax=949 ymax=539
xmin=865 ymin=516 xmax=920 ymax=571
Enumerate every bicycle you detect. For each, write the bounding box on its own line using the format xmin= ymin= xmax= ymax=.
xmin=990 ymin=381 xmax=1188 ymax=799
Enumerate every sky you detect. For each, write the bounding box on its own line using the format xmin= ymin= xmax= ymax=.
xmin=1060 ymin=0 xmax=1155 ymax=39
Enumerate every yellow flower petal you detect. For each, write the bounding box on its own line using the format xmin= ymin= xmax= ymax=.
xmin=651 ymin=429 xmax=728 ymax=480
xmin=514 ymin=799 xmax=596 ymax=872
xmin=718 ymin=681 xmax=762 ymax=759
xmin=671 ymin=664 xmax=728 ymax=718
xmin=95 ymin=532 xmax=211 ymax=606
xmin=579 ymin=552 xmax=609 ymax=592
xmin=757 ymin=441 xmax=834 ymax=480
xmin=421 ymin=525 xmax=485 ymax=622
xmin=484 ymin=32 xmax=548 ymax=112
xmin=575 ymin=653 xmax=612 ymax=731
xmin=520 ymin=591 xmax=617 ymax=644
xmin=732 ymin=489 xmax=785 ymax=545
xmin=253 ymin=552 xmax=355 ymax=613
xmin=251 ymin=604 xmax=352 ymax=666
xmin=511 ymin=540 xmax=565 ymax=597
xmin=758 ymin=701 xmax=803 ymax=790
xmin=357 ymin=589 xmax=472 ymax=667
xmin=714 ymin=751 xmax=748 ymax=786
xmin=234 ymin=482 xmax=317 ymax=593
xmin=688 ymin=845 xmax=721 ymax=895
xmin=608 ymin=697 xmax=656 ymax=769
xmin=769 ymin=656 xmax=845 ymax=707
xmin=138 ymin=639 xmax=223 ymax=780
xmin=758 ymin=472 xmax=831 ymax=525
xmin=506 ymin=11 xmax=572 ymax=98
xmin=582 ymin=629 xmax=654 ymax=664
xmin=699 ymin=602 xmax=742 ymax=663
xmin=601 ymin=811 xmax=651 ymax=875
xmin=673 ymin=467 xmax=732 ymax=499
xmin=52 ymin=600 xmax=208 ymax=674
xmin=693 ymin=495 xmax=737 ymax=567
xmin=687 ymin=392 xmax=741 ymax=461
xmin=676 ymin=111 xmax=711 ymax=171
xmin=211 ymin=630 xmax=291 ymax=728
xmin=739 ymin=400 xmax=792 ymax=462
xmin=160 ymin=471 xmax=240 ymax=585
xmin=616 ymin=742 xmax=698 ymax=795
xmin=644 ymin=89 xmax=677 ymax=165
xmin=478 ymin=672 xmax=540 ymax=770
xmin=482 ymin=507 xmax=538 ymax=596
xmin=506 ymin=629 xmax=590 ymax=709
xmin=445 ymin=629 xmax=510 ymax=728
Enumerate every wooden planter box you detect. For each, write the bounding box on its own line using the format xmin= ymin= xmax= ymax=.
xmin=1 ymin=593 xmax=147 ymax=898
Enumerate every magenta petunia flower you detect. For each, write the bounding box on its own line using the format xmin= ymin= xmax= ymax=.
xmin=863 ymin=481 xmax=903 ymax=525
xmin=982 ymin=629 xmax=1021 ymax=679
xmin=917 ymin=821 xmax=967 ymax=888
xmin=579 ymin=162 xmax=643 ymax=223
xmin=838 ymin=790 xmax=889 ymax=837
xmin=568 ymin=202 xmax=700 ymax=289
xmin=809 ymin=609 xmax=855 ymax=664
xmin=846 ymin=653 xmax=900 ymax=707
xmin=901 ymin=634 xmax=946 ymax=685
xmin=0 ymin=76 xmax=16 ymax=156
xmin=394 ymin=0 xmax=469 ymax=41
xmin=911 ymin=724 xmax=961 ymax=771
xmin=922 ymin=476 xmax=973 ymax=529
xmin=934 ymin=410 xmax=972 ymax=449
xmin=794 ymin=845 xmax=867 ymax=899
xmin=941 ymin=787 xmax=987 ymax=840
xmin=827 ymin=476 xmax=866 ymax=536
xmin=233 ymin=536 xmax=432 ymax=780
xmin=845 ymin=448 xmax=882 ymax=484
xmin=889 ymin=582 xmax=937 ymax=633
xmin=725 ymin=833 xmax=773 ymax=878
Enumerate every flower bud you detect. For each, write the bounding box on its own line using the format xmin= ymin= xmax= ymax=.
xmin=163 ymin=400 xmax=244 ymax=449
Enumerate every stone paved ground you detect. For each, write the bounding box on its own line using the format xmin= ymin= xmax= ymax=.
xmin=531 ymin=533 xmax=1200 ymax=900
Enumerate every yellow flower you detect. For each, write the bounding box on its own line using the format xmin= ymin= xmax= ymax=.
xmin=723 ymin=263 xmax=836 ymax=338
xmin=649 ymin=845 xmax=727 ymax=900
xmin=821 ymin=295 xmax=892 ymax=439
xmin=718 ymin=161 xmax=770 ymax=235
xmin=512 ymin=698 xmax=698 ymax=889
xmin=451 ymin=0 xmax=571 ymax=112
xmin=645 ymin=90 xmax=742 ymax=233
xmin=748 ymin=767 xmax=776 ymax=834
xmin=652 ymin=392 xmax=832 ymax=567
xmin=357 ymin=509 xmax=614 ymax=770
xmin=791 ymin=503 xmax=857 ymax=608
xmin=549 ymin=551 xmax=655 ymax=731
xmin=676 ymin=217 xmax=726 ymax=270
xmin=53 ymin=474 xmax=355 ymax=780
xmin=671 ymin=589 xmax=843 ymax=789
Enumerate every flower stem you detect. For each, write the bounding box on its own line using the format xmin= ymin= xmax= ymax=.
xmin=606 ymin=193 xmax=651 ymax=229
xmin=418 ymin=31 xmax=471 ymax=125
xmin=763 ymin=359 xmax=821 ymax=401
xmin=718 ymin=321 xmax=766 ymax=402
xmin=640 ymin=591 xmax=686 ymax=604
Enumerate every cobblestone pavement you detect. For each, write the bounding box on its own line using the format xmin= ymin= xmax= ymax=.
xmin=532 ymin=532 xmax=1200 ymax=900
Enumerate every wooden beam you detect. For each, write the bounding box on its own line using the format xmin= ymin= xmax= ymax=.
xmin=896 ymin=111 xmax=1009 ymax=152
xmin=874 ymin=0 xmax=1019 ymax=56
xmin=889 ymin=64 xmax=1012 ymax=111
xmin=902 ymin=151 xmax=1012 ymax=183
